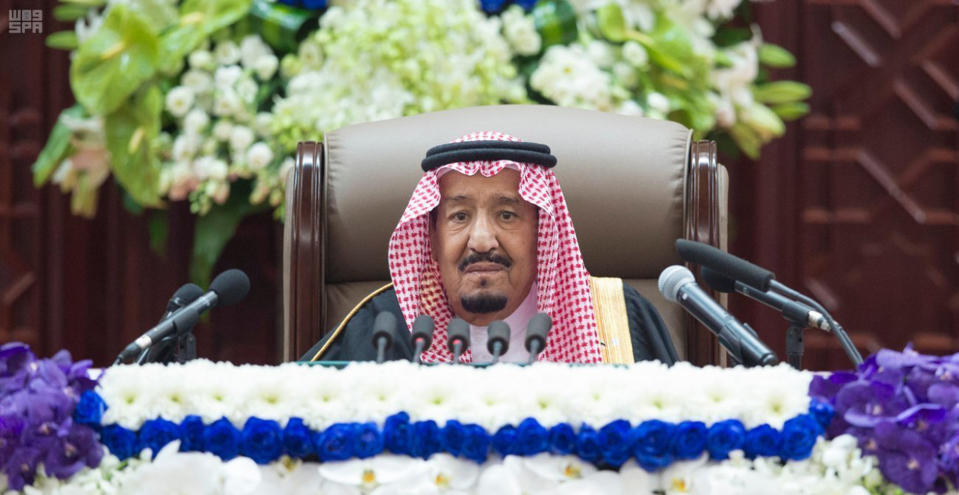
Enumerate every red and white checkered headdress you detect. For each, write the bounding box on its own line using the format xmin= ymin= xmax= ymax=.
xmin=387 ymin=131 xmax=603 ymax=363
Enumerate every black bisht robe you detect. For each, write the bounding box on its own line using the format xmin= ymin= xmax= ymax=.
xmin=300 ymin=282 xmax=679 ymax=364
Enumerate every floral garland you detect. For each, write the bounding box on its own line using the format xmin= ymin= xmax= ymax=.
xmin=34 ymin=0 xmax=810 ymax=283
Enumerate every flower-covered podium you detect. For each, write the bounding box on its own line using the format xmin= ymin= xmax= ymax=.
xmin=3 ymin=344 xmax=957 ymax=494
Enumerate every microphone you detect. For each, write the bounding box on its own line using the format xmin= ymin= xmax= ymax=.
xmin=658 ymin=265 xmax=778 ymax=367
xmin=675 ymin=239 xmax=774 ymax=291
xmin=701 ymin=267 xmax=830 ymax=331
xmin=159 ymin=283 xmax=204 ymax=320
xmin=524 ymin=313 xmax=552 ymax=363
xmin=486 ymin=321 xmax=510 ymax=364
xmin=372 ymin=312 xmax=397 ymax=364
xmin=447 ymin=317 xmax=470 ymax=364
xmin=411 ymin=315 xmax=434 ymax=363
xmin=114 ymin=269 xmax=251 ymax=364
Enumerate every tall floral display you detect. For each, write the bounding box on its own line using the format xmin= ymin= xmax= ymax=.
xmin=35 ymin=0 xmax=810 ymax=282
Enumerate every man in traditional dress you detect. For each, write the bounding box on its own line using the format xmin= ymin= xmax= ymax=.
xmin=302 ymin=132 xmax=678 ymax=364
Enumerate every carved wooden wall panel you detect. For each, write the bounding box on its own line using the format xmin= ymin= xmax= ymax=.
xmin=729 ymin=0 xmax=959 ymax=370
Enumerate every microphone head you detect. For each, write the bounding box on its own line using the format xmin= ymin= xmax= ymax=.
xmin=658 ymin=265 xmax=696 ymax=303
xmin=167 ymin=283 xmax=204 ymax=311
xmin=447 ymin=318 xmax=470 ymax=353
xmin=209 ymin=269 xmax=250 ymax=306
xmin=486 ymin=321 xmax=511 ymax=354
xmin=524 ymin=313 xmax=552 ymax=351
xmin=412 ymin=315 xmax=435 ymax=348
xmin=373 ymin=312 xmax=398 ymax=345
xmin=675 ymin=239 xmax=775 ymax=291
xmin=701 ymin=267 xmax=736 ymax=293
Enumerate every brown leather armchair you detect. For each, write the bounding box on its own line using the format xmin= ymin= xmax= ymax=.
xmin=283 ymin=105 xmax=727 ymax=365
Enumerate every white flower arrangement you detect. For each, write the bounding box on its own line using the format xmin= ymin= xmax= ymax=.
xmin=13 ymin=436 xmax=882 ymax=495
xmin=96 ymin=360 xmax=812 ymax=431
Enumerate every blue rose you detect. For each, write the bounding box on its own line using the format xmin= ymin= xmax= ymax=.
xmin=179 ymin=415 xmax=206 ymax=452
xmin=99 ymin=425 xmax=137 ymax=460
xmin=240 ymin=418 xmax=283 ymax=465
xmin=743 ymin=424 xmax=782 ymax=459
xmin=203 ymin=418 xmax=241 ymax=460
xmin=670 ymin=421 xmax=707 ymax=460
xmin=516 ymin=418 xmax=548 ymax=456
xmin=314 ymin=423 xmax=355 ymax=462
xmin=354 ymin=422 xmax=384 ymax=459
xmin=632 ymin=420 xmax=675 ymax=471
xmin=73 ymin=390 xmax=106 ymax=426
xmin=138 ymin=418 xmax=180 ymax=458
xmin=808 ymin=400 xmax=834 ymax=433
xmin=598 ymin=420 xmax=632 ymax=467
xmin=779 ymin=415 xmax=819 ymax=461
xmin=514 ymin=0 xmax=537 ymax=11
xmin=443 ymin=420 xmax=466 ymax=456
xmin=549 ymin=423 xmax=576 ymax=455
xmin=410 ymin=420 xmax=442 ymax=459
xmin=461 ymin=425 xmax=491 ymax=464
xmin=575 ymin=425 xmax=601 ymax=463
xmin=706 ymin=419 xmax=745 ymax=460
xmin=492 ymin=425 xmax=518 ymax=457
xmin=384 ymin=412 xmax=412 ymax=455
xmin=283 ymin=418 xmax=314 ymax=458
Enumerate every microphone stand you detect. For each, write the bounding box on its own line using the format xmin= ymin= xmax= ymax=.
xmin=784 ymin=320 xmax=805 ymax=370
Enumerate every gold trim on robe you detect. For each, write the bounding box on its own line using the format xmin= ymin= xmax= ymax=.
xmin=589 ymin=276 xmax=634 ymax=364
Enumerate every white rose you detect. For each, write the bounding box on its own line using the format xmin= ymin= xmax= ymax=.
xmin=230 ymin=126 xmax=255 ymax=152
xmin=194 ymin=157 xmax=228 ymax=181
xmin=213 ymin=120 xmax=234 ymax=141
xmin=616 ymin=100 xmax=644 ymax=116
xmin=188 ymin=50 xmax=215 ymax=71
xmin=622 ymin=41 xmax=649 ymax=68
xmin=236 ymin=78 xmax=258 ymax=104
xmin=214 ymin=40 xmax=241 ymax=66
xmin=181 ymin=70 xmax=213 ymax=94
xmin=254 ymin=54 xmax=279 ymax=81
xmin=183 ymin=109 xmax=210 ymax=135
xmin=240 ymin=35 xmax=271 ymax=70
xmin=165 ymin=86 xmax=194 ymax=118
xmin=171 ymin=135 xmax=200 ymax=162
xmin=297 ymin=42 xmax=323 ymax=70
xmin=253 ymin=113 xmax=273 ymax=136
xmin=715 ymin=97 xmax=736 ymax=127
xmin=214 ymin=65 xmax=244 ymax=89
xmin=613 ymin=62 xmax=638 ymax=88
xmin=586 ymin=40 xmax=615 ymax=68
xmin=211 ymin=181 xmax=230 ymax=205
xmin=246 ymin=142 xmax=274 ymax=170
xmin=213 ymin=88 xmax=242 ymax=117
xmin=646 ymin=92 xmax=671 ymax=115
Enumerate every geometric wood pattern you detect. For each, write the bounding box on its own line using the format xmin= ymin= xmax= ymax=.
xmin=732 ymin=0 xmax=959 ymax=370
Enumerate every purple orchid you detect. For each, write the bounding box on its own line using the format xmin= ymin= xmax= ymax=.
xmin=874 ymin=421 xmax=939 ymax=494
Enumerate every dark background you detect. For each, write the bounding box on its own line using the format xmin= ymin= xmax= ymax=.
xmin=1 ymin=0 xmax=957 ymax=369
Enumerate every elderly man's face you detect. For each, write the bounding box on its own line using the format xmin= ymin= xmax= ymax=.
xmin=431 ymin=169 xmax=538 ymax=326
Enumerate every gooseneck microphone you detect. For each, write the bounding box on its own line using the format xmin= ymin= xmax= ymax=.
xmin=411 ymin=315 xmax=434 ymax=364
xmin=486 ymin=321 xmax=511 ymax=364
xmin=372 ymin=312 xmax=397 ymax=364
xmin=659 ymin=265 xmax=778 ymax=367
xmin=114 ymin=269 xmax=251 ymax=365
xmin=525 ymin=313 xmax=552 ymax=363
xmin=160 ymin=283 xmax=205 ymax=320
xmin=701 ymin=268 xmax=830 ymax=331
xmin=137 ymin=283 xmax=206 ymax=364
xmin=447 ymin=318 xmax=470 ymax=364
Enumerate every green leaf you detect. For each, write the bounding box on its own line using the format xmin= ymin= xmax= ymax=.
xmin=753 ymin=81 xmax=811 ymax=104
xmin=190 ymin=181 xmax=266 ymax=287
xmin=741 ymin=103 xmax=786 ymax=140
xmin=772 ymin=102 xmax=810 ymax=121
xmin=532 ymin=0 xmax=578 ymax=49
xmin=758 ymin=43 xmax=796 ymax=68
xmin=60 ymin=0 xmax=106 ymax=6
xmin=160 ymin=0 xmax=252 ymax=67
xmin=248 ymin=0 xmax=318 ymax=54
xmin=46 ymin=31 xmax=79 ymax=50
xmin=103 ymin=84 xmax=164 ymax=207
xmin=729 ymin=123 xmax=761 ymax=160
xmin=70 ymin=5 xmax=160 ymax=114
xmin=54 ymin=4 xmax=92 ymax=21
xmin=595 ymin=3 xmax=628 ymax=43
xmin=33 ymin=105 xmax=84 ymax=186
xmin=126 ymin=0 xmax=179 ymax=28
xmin=148 ymin=210 xmax=170 ymax=256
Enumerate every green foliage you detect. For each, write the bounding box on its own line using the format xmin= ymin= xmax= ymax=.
xmin=46 ymin=31 xmax=79 ymax=50
xmin=190 ymin=181 xmax=266 ymax=287
xmin=533 ymin=0 xmax=577 ymax=49
xmin=103 ymin=84 xmax=164 ymax=207
xmin=753 ymin=81 xmax=811 ymax=104
xmin=69 ymin=4 xmax=161 ymax=114
xmin=758 ymin=43 xmax=796 ymax=68
xmin=54 ymin=4 xmax=92 ymax=21
xmin=161 ymin=0 xmax=252 ymax=71
xmin=32 ymin=105 xmax=83 ymax=186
